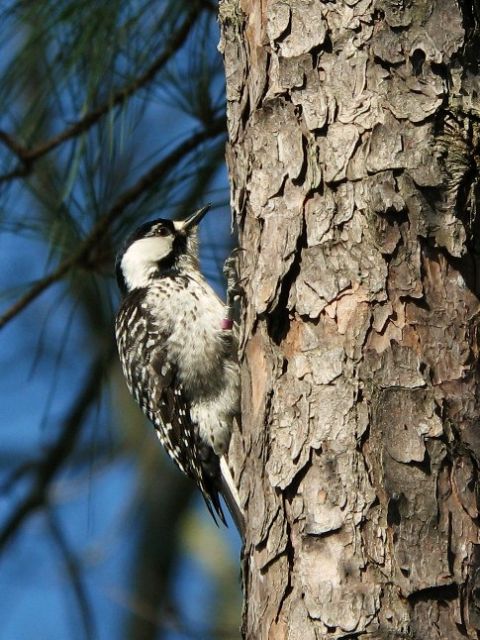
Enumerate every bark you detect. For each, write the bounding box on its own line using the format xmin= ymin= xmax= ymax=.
xmin=220 ymin=0 xmax=480 ymax=638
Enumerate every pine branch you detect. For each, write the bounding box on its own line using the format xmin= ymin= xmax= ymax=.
xmin=0 ymin=115 xmax=225 ymax=331
xmin=0 ymin=4 xmax=201 ymax=183
xmin=0 ymin=349 xmax=113 ymax=553
xmin=47 ymin=511 xmax=96 ymax=640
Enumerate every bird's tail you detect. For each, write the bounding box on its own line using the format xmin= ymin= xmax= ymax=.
xmin=219 ymin=456 xmax=245 ymax=540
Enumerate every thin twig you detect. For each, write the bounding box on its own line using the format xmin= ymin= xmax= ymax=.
xmin=0 ymin=350 xmax=113 ymax=553
xmin=47 ymin=511 xmax=96 ymax=640
xmin=0 ymin=164 xmax=31 ymax=183
xmin=0 ymin=116 xmax=225 ymax=331
xmin=0 ymin=5 xmax=200 ymax=181
xmin=0 ymin=130 xmax=27 ymax=157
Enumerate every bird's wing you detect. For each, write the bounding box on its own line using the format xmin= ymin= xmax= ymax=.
xmin=148 ymin=347 xmax=226 ymax=525
xmin=116 ymin=294 xmax=226 ymax=526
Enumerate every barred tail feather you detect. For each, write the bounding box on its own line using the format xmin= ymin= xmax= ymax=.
xmin=202 ymin=488 xmax=227 ymax=528
xmin=219 ymin=456 xmax=245 ymax=539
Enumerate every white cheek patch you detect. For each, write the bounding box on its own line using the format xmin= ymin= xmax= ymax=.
xmin=121 ymin=236 xmax=173 ymax=290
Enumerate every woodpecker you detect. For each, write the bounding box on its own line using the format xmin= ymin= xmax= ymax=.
xmin=115 ymin=206 xmax=243 ymax=534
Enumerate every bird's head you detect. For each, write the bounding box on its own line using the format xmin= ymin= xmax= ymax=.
xmin=116 ymin=205 xmax=210 ymax=293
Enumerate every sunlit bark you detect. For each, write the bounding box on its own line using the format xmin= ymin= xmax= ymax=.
xmin=221 ymin=1 xmax=480 ymax=637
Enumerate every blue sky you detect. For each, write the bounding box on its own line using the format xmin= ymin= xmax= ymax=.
xmin=0 ymin=124 xmax=241 ymax=640
xmin=0 ymin=8 xmax=242 ymax=639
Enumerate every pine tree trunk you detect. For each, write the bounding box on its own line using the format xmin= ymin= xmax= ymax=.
xmin=220 ymin=0 xmax=480 ymax=638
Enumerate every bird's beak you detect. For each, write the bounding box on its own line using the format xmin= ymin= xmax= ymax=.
xmin=174 ymin=204 xmax=212 ymax=233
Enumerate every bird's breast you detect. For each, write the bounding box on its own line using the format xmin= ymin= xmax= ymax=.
xmin=146 ymin=277 xmax=230 ymax=395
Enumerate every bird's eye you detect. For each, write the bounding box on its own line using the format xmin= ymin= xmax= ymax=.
xmin=157 ymin=227 xmax=170 ymax=237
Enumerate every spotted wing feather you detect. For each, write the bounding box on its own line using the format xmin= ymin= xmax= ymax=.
xmin=115 ymin=293 xmax=226 ymax=524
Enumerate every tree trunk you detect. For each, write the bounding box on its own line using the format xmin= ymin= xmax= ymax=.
xmin=220 ymin=0 xmax=480 ymax=638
